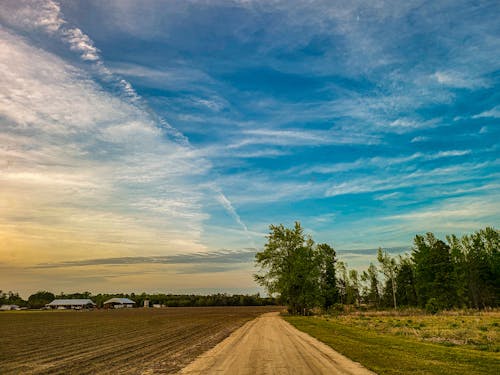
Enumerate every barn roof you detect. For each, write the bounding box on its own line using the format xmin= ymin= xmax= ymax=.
xmin=0 ymin=304 xmax=20 ymax=310
xmin=47 ymin=299 xmax=96 ymax=306
xmin=103 ymin=298 xmax=135 ymax=305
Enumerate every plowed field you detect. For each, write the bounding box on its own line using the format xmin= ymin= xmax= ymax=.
xmin=0 ymin=306 xmax=280 ymax=374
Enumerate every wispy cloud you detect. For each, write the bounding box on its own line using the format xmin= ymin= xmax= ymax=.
xmin=35 ymin=249 xmax=257 ymax=269
xmin=325 ymin=162 xmax=496 ymax=197
xmin=236 ymin=128 xmax=379 ymax=147
xmin=411 ymin=136 xmax=429 ymax=143
xmin=374 ymin=192 xmax=401 ymax=201
xmin=473 ymin=106 xmax=500 ymax=119
xmin=214 ymin=190 xmax=256 ymax=247
xmin=34 ymin=246 xmax=413 ymax=275
xmin=0 ymin=28 xmax=212 ymax=262
xmin=109 ymin=63 xmax=216 ymax=93
xmin=380 ymin=195 xmax=500 ymax=233
xmin=433 ymin=71 xmax=489 ymax=89
xmin=1 ymin=0 xmax=99 ymax=61
xmin=294 ymin=150 xmax=472 ymax=175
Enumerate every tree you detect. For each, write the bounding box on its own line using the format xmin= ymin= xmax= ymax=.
xmin=1 ymin=291 xmax=27 ymax=307
xmin=28 ymin=291 xmax=55 ymax=309
xmin=317 ymin=243 xmax=338 ymax=310
xmin=0 ymin=290 xmax=6 ymax=305
xmin=361 ymin=263 xmax=380 ymax=307
xmin=412 ymin=233 xmax=456 ymax=309
xmin=335 ymin=261 xmax=348 ymax=305
xmin=447 ymin=233 xmax=469 ymax=307
xmin=254 ymin=222 xmax=333 ymax=314
xmin=348 ymin=269 xmax=361 ymax=306
xmin=255 ymin=222 xmax=313 ymax=314
xmin=394 ymin=256 xmax=417 ymax=307
xmin=447 ymin=227 xmax=499 ymax=308
xmin=377 ymin=248 xmax=398 ymax=309
xmin=334 ymin=262 xmax=360 ymax=306
xmin=482 ymin=227 xmax=500 ymax=307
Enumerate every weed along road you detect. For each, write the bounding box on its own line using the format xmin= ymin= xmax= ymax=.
xmin=181 ymin=312 xmax=376 ymax=375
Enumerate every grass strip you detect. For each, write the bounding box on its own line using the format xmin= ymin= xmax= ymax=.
xmin=285 ymin=316 xmax=500 ymax=375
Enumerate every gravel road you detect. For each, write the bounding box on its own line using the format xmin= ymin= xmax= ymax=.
xmin=180 ymin=312 xmax=376 ymax=375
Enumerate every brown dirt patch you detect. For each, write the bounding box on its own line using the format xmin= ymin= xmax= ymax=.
xmin=0 ymin=306 xmax=280 ymax=374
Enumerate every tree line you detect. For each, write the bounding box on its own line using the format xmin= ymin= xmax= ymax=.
xmin=0 ymin=291 xmax=277 ymax=309
xmin=255 ymin=223 xmax=499 ymax=314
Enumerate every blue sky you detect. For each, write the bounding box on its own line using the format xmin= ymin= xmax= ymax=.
xmin=0 ymin=0 xmax=498 ymax=296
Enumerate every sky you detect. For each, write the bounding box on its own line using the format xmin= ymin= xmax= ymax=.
xmin=0 ymin=0 xmax=498 ymax=297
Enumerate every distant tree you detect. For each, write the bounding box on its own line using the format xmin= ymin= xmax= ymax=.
xmin=335 ymin=261 xmax=348 ymax=305
xmin=1 ymin=291 xmax=27 ymax=307
xmin=361 ymin=263 xmax=380 ymax=307
xmin=0 ymin=290 xmax=6 ymax=305
xmin=377 ymin=248 xmax=398 ymax=309
xmin=57 ymin=291 xmax=92 ymax=299
xmin=334 ymin=262 xmax=360 ymax=306
xmin=28 ymin=291 xmax=55 ymax=309
xmin=64 ymin=292 xmax=275 ymax=308
xmin=348 ymin=269 xmax=361 ymax=306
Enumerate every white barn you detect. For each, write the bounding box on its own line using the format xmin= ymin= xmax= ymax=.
xmin=46 ymin=299 xmax=96 ymax=310
xmin=103 ymin=298 xmax=135 ymax=309
xmin=0 ymin=304 xmax=20 ymax=311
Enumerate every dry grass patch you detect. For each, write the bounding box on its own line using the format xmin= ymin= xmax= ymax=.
xmin=286 ymin=309 xmax=500 ymax=375
xmin=331 ymin=309 xmax=499 ymax=352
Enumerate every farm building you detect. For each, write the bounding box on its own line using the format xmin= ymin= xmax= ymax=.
xmin=46 ymin=299 xmax=96 ymax=310
xmin=103 ymin=298 xmax=136 ymax=309
xmin=0 ymin=304 xmax=20 ymax=311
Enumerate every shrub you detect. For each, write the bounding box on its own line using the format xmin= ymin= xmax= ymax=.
xmin=425 ymin=298 xmax=440 ymax=314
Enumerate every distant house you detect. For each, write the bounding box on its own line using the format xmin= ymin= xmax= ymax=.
xmin=46 ymin=299 xmax=96 ymax=310
xmin=0 ymin=304 xmax=20 ymax=311
xmin=103 ymin=298 xmax=135 ymax=309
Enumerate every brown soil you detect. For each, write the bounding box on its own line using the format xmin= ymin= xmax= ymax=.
xmin=0 ymin=306 xmax=279 ymax=374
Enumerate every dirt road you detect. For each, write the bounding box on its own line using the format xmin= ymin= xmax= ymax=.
xmin=180 ymin=312 xmax=376 ymax=375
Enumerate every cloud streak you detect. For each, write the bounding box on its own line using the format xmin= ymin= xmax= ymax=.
xmin=35 ymin=246 xmax=412 ymax=270
xmin=1 ymin=0 xmax=100 ymax=61
xmin=35 ymin=249 xmax=258 ymax=269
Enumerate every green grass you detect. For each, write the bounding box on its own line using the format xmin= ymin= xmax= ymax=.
xmin=285 ymin=313 xmax=500 ymax=375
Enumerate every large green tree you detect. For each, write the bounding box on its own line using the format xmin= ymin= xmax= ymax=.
xmin=28 ymin=291 xmax=55 ymax=309
xmin=254 ymin=222 xmax=337 ymax=314
xmin=412 ymin=233 xmax=456 ymax=309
